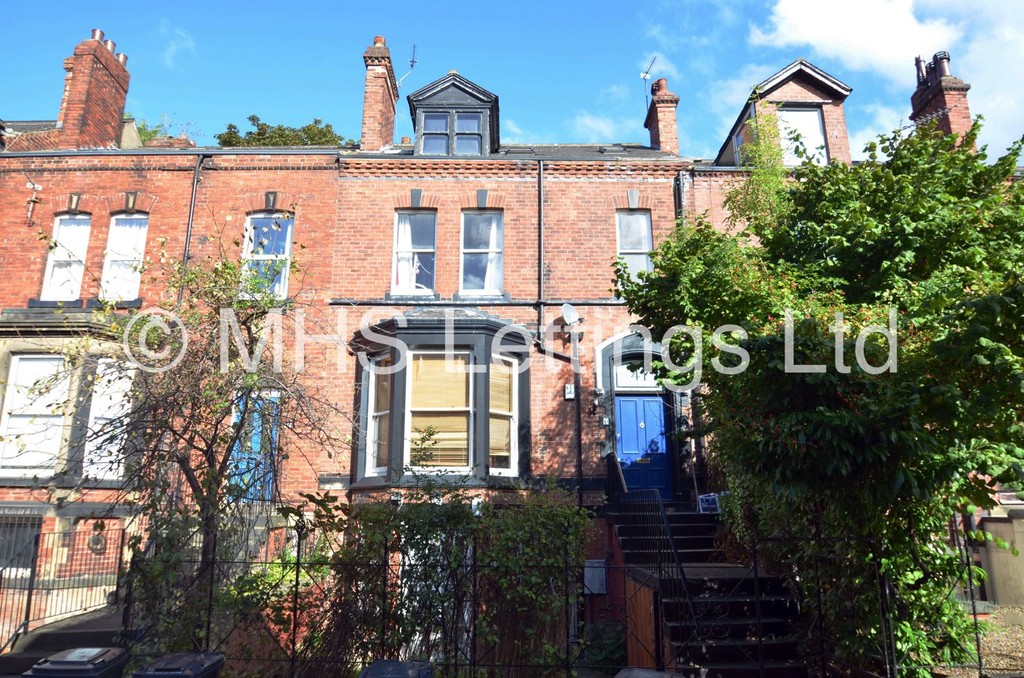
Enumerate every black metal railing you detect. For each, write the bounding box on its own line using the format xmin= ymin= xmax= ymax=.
xmin=0 ymin=528 xmax=127 ymax=653
xmin=123 ymin=533 xmax=602 ymax=677
xmin=617 ymin=489 xmax=703 ymax=670
xmin=605 ymin=452 xmax=629 ymax=501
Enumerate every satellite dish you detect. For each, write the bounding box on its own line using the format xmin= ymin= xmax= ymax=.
xmin=560 ymin=303 xmax=581 ymax=326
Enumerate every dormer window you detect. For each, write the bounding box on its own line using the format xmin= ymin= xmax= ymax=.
xmin=408 ymin=72 xmax=499 ymax=157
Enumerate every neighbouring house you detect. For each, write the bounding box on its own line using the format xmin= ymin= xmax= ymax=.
xmin=1 ymin=28 xmax=1003 ymax=661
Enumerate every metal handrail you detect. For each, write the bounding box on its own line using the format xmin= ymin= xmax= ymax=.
xmin=619 ymin=489 xmax=704 ymax=666
xmin=606 ymin=452 xmax=628 ymax=499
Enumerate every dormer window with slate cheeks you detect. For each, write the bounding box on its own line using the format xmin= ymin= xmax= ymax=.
xmin=408 ymin=72 xmax=500 ymax=157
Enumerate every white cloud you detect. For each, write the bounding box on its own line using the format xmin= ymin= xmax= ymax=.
xmin=749 ymin=0 xmax=960 ymax=83
xmin=938 ymin=1 xmax=1024 ymax=155
xmin=701 ymin=63 xmax=776 ymax=140
xmin=570 ymin=112 xmax=638 ymax=143
xmin=750 ymin=0 xmax=1023 ymax=156
xmin=159 ymin=21 xmax=196 ymax=68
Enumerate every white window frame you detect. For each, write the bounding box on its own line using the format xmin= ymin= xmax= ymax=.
xmin=0 ymin=355 xmax=67 ymax=477
xmin=366 ymin=356 xmax=392 ymax=477
xmin=41 ymin=215 xmax=91 ymax=302
xmin=99 ymin=214 xmax=149 ymax=302
xmin=242 ymin=212 xmax=294 ymax=298
xmin=459 ymin=211 xmax=504 ymax=296
xmin=391 ymin=211 xmax=437 ymax=295
xmin=488 ymin=356 xmax=518 ymax=477
xmin=616 ymin=210 xmax=654 ymax=282
xmin=404 ymin=351 xmax=474 ymax=473
xmin=83 ymin=358 xmax=135 ymax=480
xmin=777 ymin=107 xmax=828 ymax=166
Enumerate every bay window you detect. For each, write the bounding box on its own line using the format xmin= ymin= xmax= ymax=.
xmin=366 ymin=356 xmax=392 ymax=477
xmin=488 ymin=357 xmax=517 ymax=476
xmin=83 ymin=358 xmax=134 ymax=480
xmin=408 ymin=353 xmax=472 ymax=469
xmin=357 ymin=315 xmax=530 ymax=484
xmin=0 ymin=355 xmax=67 ymax=476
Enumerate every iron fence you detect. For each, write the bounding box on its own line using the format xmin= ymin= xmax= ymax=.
xmin=122 ymin=528 xmax=633 ymax=677
xmin=0 ymin=527 xmax=127 ymax=652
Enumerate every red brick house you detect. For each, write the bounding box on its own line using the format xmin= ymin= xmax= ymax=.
xmin=0 ymin=31 xmax=975 ymax=563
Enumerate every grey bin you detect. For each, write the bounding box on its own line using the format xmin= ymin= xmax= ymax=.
xmin=357 ymin=660 xmax=434 ymax=678
xmin=130 ymin=653 xmax=225 ymax=678
xmin=23 ymin=647 xmax=129 ymax=678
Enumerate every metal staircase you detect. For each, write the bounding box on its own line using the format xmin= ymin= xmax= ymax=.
xmin=612 ymin=491 xmax=807 ymax=677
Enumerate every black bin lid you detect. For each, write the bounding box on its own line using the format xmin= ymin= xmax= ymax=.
xmin=28 ymin=648 xmax=128 ymax=674
xmin=132 ymin=652 xmax=225 ymax=677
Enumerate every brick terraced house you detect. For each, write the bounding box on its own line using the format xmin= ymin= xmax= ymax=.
xmin=0 ymin=29 xmax=987 ymax=668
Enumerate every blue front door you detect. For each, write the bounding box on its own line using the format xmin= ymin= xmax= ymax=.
xmin=615 ymin=395 xmax=671 ymax=500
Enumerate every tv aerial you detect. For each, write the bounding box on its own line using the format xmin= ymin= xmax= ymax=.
xmin=397 ymin=44 xmax=418 ymax=89
xmin=641 ymin=56 xmax=657 ymax=109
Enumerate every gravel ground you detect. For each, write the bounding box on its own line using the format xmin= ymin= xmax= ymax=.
xmin=938 ymin=605 xmax=1024 ymax=677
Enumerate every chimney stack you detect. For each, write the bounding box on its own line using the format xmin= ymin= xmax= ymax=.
xmin=644 ymin=78 xmax=680 ymax=155
xmin=360 ymin=35 xmax=399 ymax=152
xmin=56 ymin=29 xmax=130 ymax=149
xmin=909 ymin=50 xmax=972 ymax=138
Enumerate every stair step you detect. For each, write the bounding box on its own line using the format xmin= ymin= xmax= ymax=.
xmin=667 ymin=616 xmax=792 ymax=640
xmin=676 ymin=660 xmax=808 ymax=678
xmin=664 ymin=595 xmax=800 ymax=620
xmin=679 ymin=636 xmax=801 ymax=663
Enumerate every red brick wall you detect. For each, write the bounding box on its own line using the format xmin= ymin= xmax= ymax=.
xmin=0 ymin=151 xmax=698 ymax=509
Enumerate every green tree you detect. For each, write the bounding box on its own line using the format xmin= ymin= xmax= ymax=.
xmin=616 ymin=120 xmax=1024 ymax=672
xmin=28 ymin=225 xmax=349 ymax=652
xmin=215 ymin=115 xmax=353 ymax=147
xmin=124 ymin=112 xmax=168 ymax=144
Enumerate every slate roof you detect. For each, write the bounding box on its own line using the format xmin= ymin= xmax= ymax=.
xmin=353 ymin=142 xmax=682 ymax=160
xmin=2 ymin=120 xmax=58 ymax=133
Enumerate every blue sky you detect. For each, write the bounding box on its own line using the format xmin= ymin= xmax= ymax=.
xmin=2 ymin=0 xmax=1020 ymax=160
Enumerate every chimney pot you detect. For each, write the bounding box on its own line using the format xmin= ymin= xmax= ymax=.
xmin=116 ymin=53 xmax=128 ymax=66
xmin=915 ymin=56 xmax=927 ymax=85
xmin=909 ymin=48 xmax=972 ymax=140
xmin=90 ymin=29 xmax=104 ymax=41
xmin=103 ymin=39 xmax=116 ymax=53
xmin=374 ymin=35 xmax=386 ymax=47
